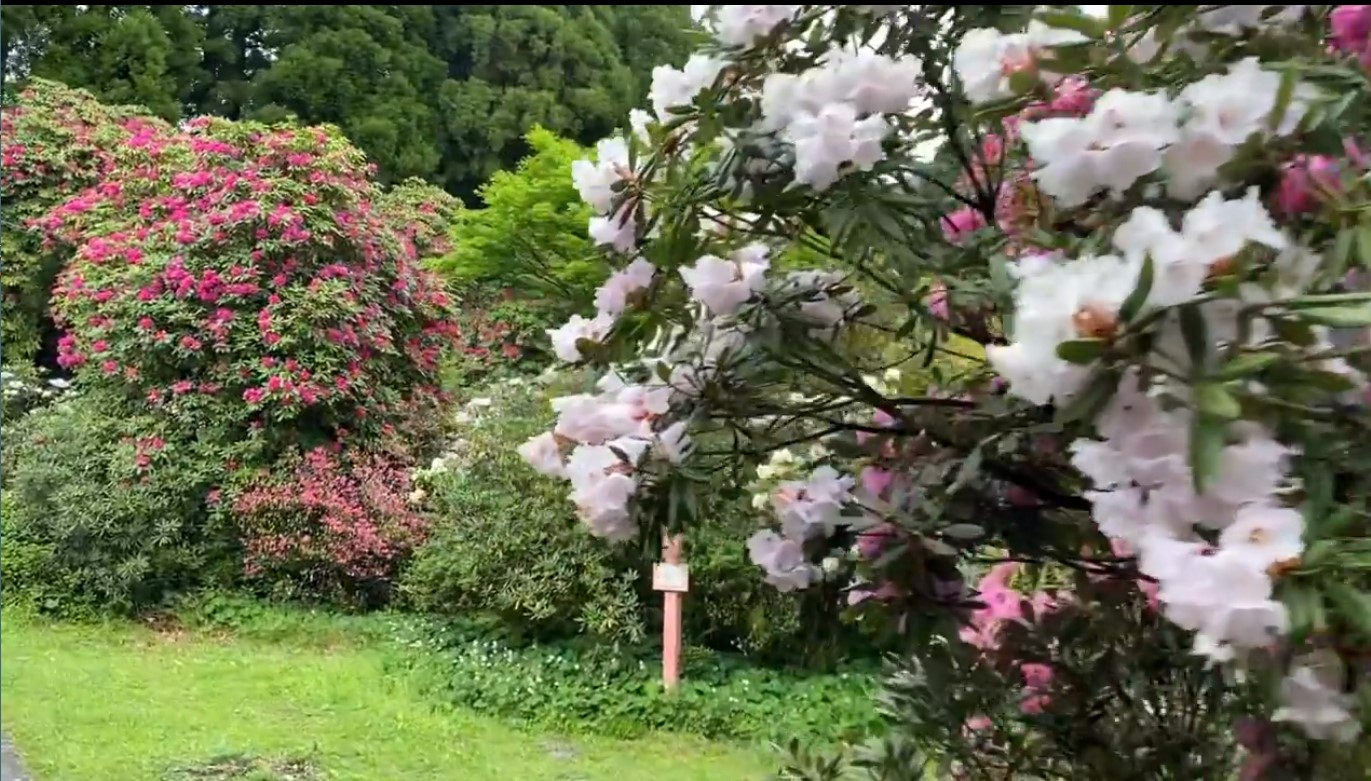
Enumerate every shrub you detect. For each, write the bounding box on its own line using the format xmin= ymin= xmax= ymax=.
xmin=0 ymin=79 xmax=150 ymax=364
xmin=401 ymin=375 xmax=647 ymax=644
xmin=1 ymin=391 xmax=242 ymax=615
xmin=38 ymin=110 xmax=460 ymax=462
xmin=403 ymin=617 xmax=881 ymax=745
xmin=229 ymin=446 xmax=429 ymax=607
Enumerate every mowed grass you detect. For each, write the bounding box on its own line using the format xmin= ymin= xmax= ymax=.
xmin=0 ymin=614 xmax=776 ymax=781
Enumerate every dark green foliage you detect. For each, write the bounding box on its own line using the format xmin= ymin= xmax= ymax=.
xmin=1 ymin=391 xmax=246 ymax=616
xmin=2 ymin=5 xmax=698 ymax=199
xmin=402 ymin=616 xmax=881 ymax=745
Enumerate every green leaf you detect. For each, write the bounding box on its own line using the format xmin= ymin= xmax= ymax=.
xmin=942 ymin=524 xmax=984 ymax=540
xmin=1213 ymin=351 xmax=1281 ymax=380
xmin=1179 ymin=304 xmax=1209 ymax=371
xmin=1282 ymin=583 xmax=1327 ymax=637
xmin=1118 ymin=254 xmax=1154 ymax=323
xmin=1327 ymin=583 xmax=1371 ymax=641
xmin=1007 ymin=68 xmax=1040 ymax=95
xmin=1267 ymin=67 xmax=1298 ymax=133
xmin=1055 ymin=338 xmax=1107 ymax=365
xmin=1189 ymin=415 xmax=1226 ymax=494
xmin=1295 ymin=305 xmax=1371 ymax=328
xmin=1194 ymin=383 xmax=1241 ymax=419
xmin=1035 ymin=10 xmax=1106 ymax=38
xmin=1107 ymin=5 xmax=1133 ymax=29
xmin=1357 ymin=225 xmax=1371 ymax=269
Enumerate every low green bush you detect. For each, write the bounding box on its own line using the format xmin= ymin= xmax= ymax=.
xmin=1 ymin=391 xmax=244 ymax=615
xmin=400 ymin=375 xmax=648 ymax=644
xmin=401 ymin=616 xmax=882 ymax=746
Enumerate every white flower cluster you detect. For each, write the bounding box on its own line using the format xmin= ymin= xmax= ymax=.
xmin=518 ymin=370 xmax=691 ymax=540
xmin=1072 ymin=375 xmax=1298 ymax=662
xmin=679 ymin=243 xmax=772 ymax=317
xmin=747 ymin=464 xmax=856 ymax=590
xmin=988 ymin=190 xmax=1292 ymax=404
xmin=1021 ymin=57 xmax=1315 ymax=207
xmin=953 ymin=21 xmax=1088 ymax=105
xmin=760 ymin=48 xmax=923 ymax=190
xmin=570 ymin=136 xmax=640 ymax=253
xmin=711 ymin=5 xmax=802 ymax=48
xmin=546 ymin=257 xmax=658 ymax=363
xmin=1068 ymin=376 xmax=1360 ymax=741
xmin=649 ymin=53 xmax=729 ymax=127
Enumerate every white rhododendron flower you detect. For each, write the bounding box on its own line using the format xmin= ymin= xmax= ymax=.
xmin=1166 ymin=57 xmax=1317 ymax=199
xmin=650 ymin=53 xmax=729 ymax=122
xmin=1273 ymin=662 xmax=1363 ymax=743
xmin=547 ymin=312 xmax=615 ymax=363
xmin=953 ymin=21 xmax=1087 ymax=105
xmin=1112 ymin=188 xmax=1288 ymax=307
xmin=517 ymin=432 xmax=567 ymax=479
xmin=571 ymin=137 xmax=630 ymax=213
xmin=771 ymin=465 xmax=856 ymax=540
xmin=786 ymin=103 xmax=890 ymax=190
xmin=1022 ymin=89 xmax=1179 ymax=207
xmin=988 ymin=253 xmax=1141 ymax=404
xmin=747 ymin=529 xmax=816 ymax=591
xmin=679 ymin=243 xmax=771 ymax=316
xmin=712 ymin=5 xmax=802 ymax=47
xmin=594 ymin=257 xmax=657 ymax=316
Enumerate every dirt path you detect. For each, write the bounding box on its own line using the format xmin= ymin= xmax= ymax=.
xmin=1 ymin=734 xmax=31 ymax=781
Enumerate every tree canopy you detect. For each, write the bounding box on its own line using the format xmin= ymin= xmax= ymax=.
xmin=1 ymin=4 xmax=698 ymax=200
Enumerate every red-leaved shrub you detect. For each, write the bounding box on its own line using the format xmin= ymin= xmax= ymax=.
xmin=232 ymin=446 xmax=428 ymax=604
xmin=38 ymin=104 xmax=461 ymax=459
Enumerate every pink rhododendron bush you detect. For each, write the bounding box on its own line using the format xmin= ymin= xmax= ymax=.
xmin=39 ymin=110 xmax=461 ymax=454
xmin=0 ymin=79 xmax=152 ymax=363
xmin=518 ymin=5 xmax=1371 ymax=777
xmin=1 ymin=81 xmax=463 ymax=611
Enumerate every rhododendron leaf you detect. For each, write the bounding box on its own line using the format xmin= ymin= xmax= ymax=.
xmin=1055 ymin=338 xmax=1106 ymax=365
xmin=1007 ymin=69 xmax=1040 ymax=96
xmin=1035 ymin=11 xmax=1106 ymax=39
xmin=1107 ymin=5 xmax=1133 ymax=29
xmin=1189 ymin=415 xmax=1226 ymax=494
xmin=1214 ymin=351 xmax=1280 ymax=381
xmin=1179 ymin=304 xmax=1209 ymax=371
xmin=1355 ymin=226 xmax=1371 ymax=270
xmin=1195 ymin=383 xmax=1241 ymax=420
xmin=1295 ymin=305 xmax=1371 ymax=328
xmin=1118 ymin=255 xmax=1154 ymax=325
xmin=1268 ymin=67 xmax=1299 ymax=134
xmin=1326 ymin=583 xmax=1371 ymax=642
xmin=1282 ymin=583 xmax=1326 ymax=640
xmin=942 ymin=523 xmax=983 ymax=541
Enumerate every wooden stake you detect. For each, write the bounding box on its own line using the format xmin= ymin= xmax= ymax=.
xmin=655 ymin=533 xmax=688 ymax=691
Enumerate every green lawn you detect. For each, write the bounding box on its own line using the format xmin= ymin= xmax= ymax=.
xmin=0 ymin=616 xmax=775 ymax=781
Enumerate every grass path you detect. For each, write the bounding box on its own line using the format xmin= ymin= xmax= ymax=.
xmin=0 ymin=617 xmax=774 ymax=781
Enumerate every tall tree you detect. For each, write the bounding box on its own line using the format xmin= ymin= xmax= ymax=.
xmin=1 ymin=5 xmax=697 ymax=199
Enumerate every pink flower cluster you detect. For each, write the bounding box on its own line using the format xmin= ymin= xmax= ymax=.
xmin=1331 ymin=6 xmax=1371 ymax=68
xmin=958 ymin=563 xmax=1063 ymax=650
